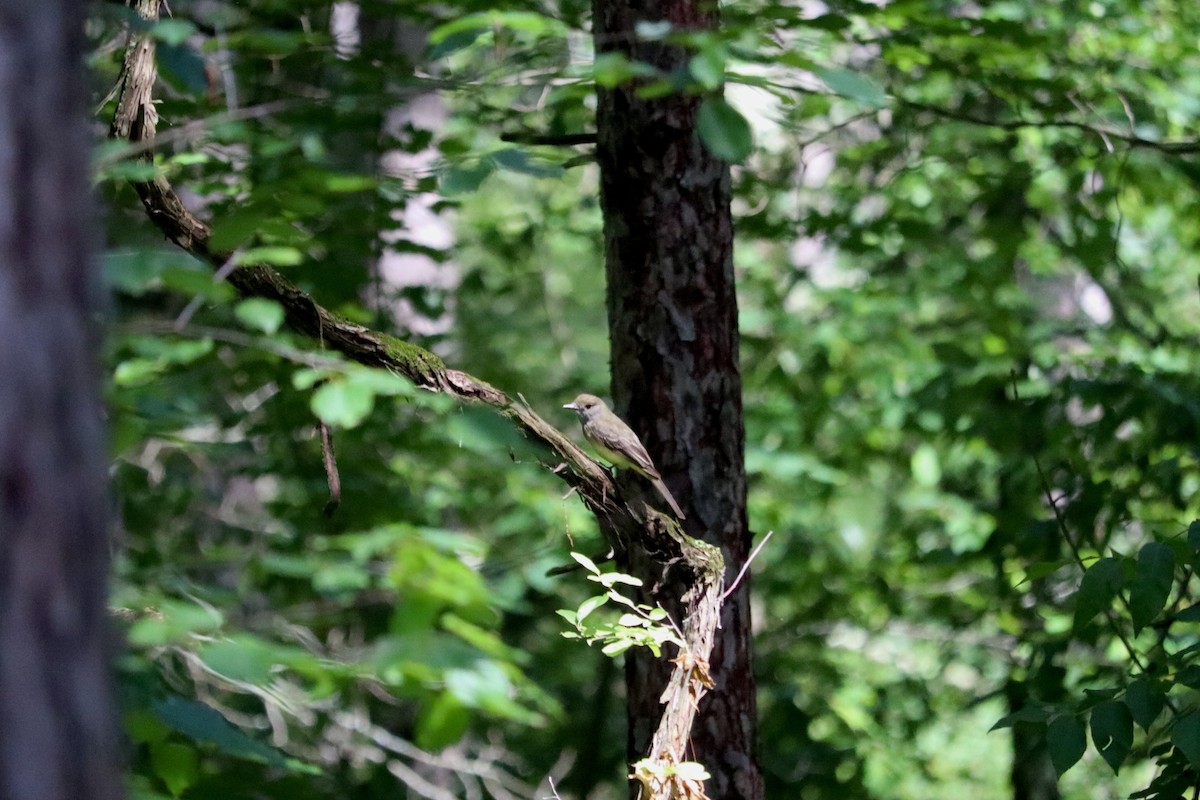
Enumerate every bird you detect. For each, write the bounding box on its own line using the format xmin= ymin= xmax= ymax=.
xmin=563 ymin=393 xmax=686 ymax=520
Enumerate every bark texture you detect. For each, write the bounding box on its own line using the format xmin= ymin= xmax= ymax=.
xmin=0 ymin=2 xmax=122 ymax=798
xmin=592 ymin=0 xmax=763 ymax=797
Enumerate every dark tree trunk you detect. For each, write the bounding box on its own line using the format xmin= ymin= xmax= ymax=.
xmin=1007 ymin=683 xmax=1061 ymax=800
xmin=0 ymin=3 xmax=121 ymax=799
xmin=592 ymin=1 xmax=763 ymax=798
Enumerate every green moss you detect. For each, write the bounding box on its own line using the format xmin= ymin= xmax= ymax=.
xmin=380 ymin=334 xmax=445 ymax=379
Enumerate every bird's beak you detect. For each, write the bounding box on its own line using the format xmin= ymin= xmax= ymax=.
xmin=563 ymin=403 xmax=577 ymax=410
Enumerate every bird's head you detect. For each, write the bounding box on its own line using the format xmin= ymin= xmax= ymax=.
xmin=563 ymin=393 xmax=606 ymax=421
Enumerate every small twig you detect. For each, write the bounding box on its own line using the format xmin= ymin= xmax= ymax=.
xmin=900 ymin=98 xmax=1200 ymax=155
xmin=500 ymin=131 xmax=597 ymax=146
xmin=795 ymin=111 xmax=877 ymax=149
xmin=320 ymin=422 xmax=341 ymax=516
xmin=721 ymin=530 xmax=773 ymax=602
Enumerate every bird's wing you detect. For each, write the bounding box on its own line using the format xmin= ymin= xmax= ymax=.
xmin=622 ymin=437 xmax=661 ymax=480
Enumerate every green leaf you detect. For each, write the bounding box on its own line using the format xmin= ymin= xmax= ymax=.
xmin=689 ymin=47 xmax=725 ymax=89
xmin=492 ymin=148 xmax=564 ymax=178
xmin=1173 ymin=712 xmax=1200 ymax=767
xmin=96 ymin=158 xmax=160 ymax=182
xmin=426 ymin=28 xmax=489 ymax=60
xmin=570 ymin=552 xmax=600 ymax=574
xmin=127 ymin=779 xmax=174 ymax=800
xmin=444 ymin=662 xmax=512 ymax=709
xmin=152 ymin=696 xmax=288 ymax=767
xmin=292 ymin=367 xmax=333 ymax=391
xmin=990 ymin=705 xmax=1049 ymax=731
xmin=234 ymin=246 xmax=305 ymax=267
xmin=1130 ymin=542 xmax=1175 ymax=633
xmin=158 ymin=43 xmax=207 ymax=92
xmin=601 ymin=639 xmax=634 ymax=656
xmin=160 ymin=266 xmax=235 ymax=301
xmin=125 ymin=709 xmax=171 ymax=745
xmin=150 ymin=19 xmax=197 ymax=46
xmin=127 ymin=600 xmax=224 ymax=647
xmin=345 ymin=366 xmax=415 ymax=397
xmin=442 ymin=613 xmax=525 ymax=662
xmin=415 ymin=692 xmax=470 ymax=750
xmin=910 ymin=444 xmax=941 ymax=486
xmin=811 ymin=66 xmax=887 ymax=106
xmin=593 ymin=52 xmax=658 ymax=88
xmin=1125 ymin=678 xmax=1165 ymax=731
xmin=427 ymin=11 xmax=564 ymax=45
xmin=196 ymin=636 xmax=314 ymax=685
xmin=1177 ymin=664 xmax=1200 ymax=689
xmin=227 ymin=29 xmax=306 ymax=56
xmin=150 ymin=742 xmax=198 ymax=797
xmin=132 ymin=336 xmax=214 ymax=364
xmin=445 ymin=405 xmax=530 ymax=455
xmin=1024 ymin=560 xmax=1068 ymax=581
xmin=313 ymin=561 xmax=372 ymax=594
xmin=1046 ymin=715 xmax=1087 ymax=776
xmin=234 ymin=298 xmax=285 ymax=334
xmin=103 ymin=250 xmax=171 ymax=294
xmin=114 ymin=358 xmax=168 ymax=387
xmin=1188 ymin=520 xmax=1200 ymax=554
xmin=576 ymin=595 xmax=607 ymax=623
xmin=440 ymin=161 xmax=494 ymax=195
xmin=696 ymin=97 xmax=753 ymax=163
xmin=323 ymin=173 xmax=377 ymax=193
xmin=208 ymin=206 xmax=274 ymax=252
xmin=1089 ymin=700 xmax=1133 ymax=774
xmin=311 ymin=379 xmax=375 ymax=428
xmin=1073 ymin=557 xmax=1123 ymax=630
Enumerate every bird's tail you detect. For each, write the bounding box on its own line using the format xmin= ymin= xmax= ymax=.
xmin=652 ymin=478 xmax=687 ymax=520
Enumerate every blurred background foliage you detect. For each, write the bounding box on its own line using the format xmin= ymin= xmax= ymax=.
xmin=91 ymin=0 xmax=1200 ymax=798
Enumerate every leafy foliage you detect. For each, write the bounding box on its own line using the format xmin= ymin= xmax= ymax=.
xmin=91 ymin=0 xmax=1200 ymax=797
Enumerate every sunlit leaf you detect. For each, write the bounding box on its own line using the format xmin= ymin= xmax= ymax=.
xmin=150 ymin=742 xmax=198 ymax=797
xmin=311 ymin=379 xmax=375 ymax=428
xmin=234 ymin=298 xmax=285 ymax=334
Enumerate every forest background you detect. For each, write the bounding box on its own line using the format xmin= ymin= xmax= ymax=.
xmin=38 ymin=0 xmax=1200 ymax=798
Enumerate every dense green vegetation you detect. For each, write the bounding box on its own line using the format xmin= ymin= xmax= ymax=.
xmin=92 ymin=0 xmax=1200 ymax=798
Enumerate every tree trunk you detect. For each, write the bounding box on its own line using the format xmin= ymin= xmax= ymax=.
xmin=592 ymin=1 xmax=763 ymax=798
xmin=1007 ymin=682 xmax=1061 ymax=800
xmin=0 ymin=3 xmax=121 ymax=799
